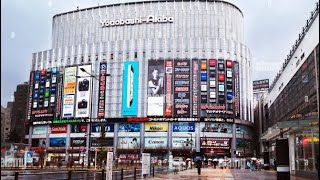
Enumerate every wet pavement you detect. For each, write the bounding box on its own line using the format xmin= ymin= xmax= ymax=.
xmin=146 ymin=168 xmax=315 ymax=180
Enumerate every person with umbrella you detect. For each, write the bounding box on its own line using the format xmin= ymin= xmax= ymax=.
xmin=194 ymin=156 xmax=202 ymax=175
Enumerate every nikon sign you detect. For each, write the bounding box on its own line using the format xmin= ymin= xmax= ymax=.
xmin=100 ymin=15 xmax=173 ymax=28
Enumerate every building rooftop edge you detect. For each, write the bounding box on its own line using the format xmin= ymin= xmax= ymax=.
xmin=52 ymin=0 xmax=243 ymax=19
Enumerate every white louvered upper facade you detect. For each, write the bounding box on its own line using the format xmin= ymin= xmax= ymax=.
xmin=31 ymin=0 xmax=253 ymax=122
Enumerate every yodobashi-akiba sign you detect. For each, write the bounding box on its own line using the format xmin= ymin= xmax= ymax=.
xmin=100 ymin=15 xmax=174 ymax=28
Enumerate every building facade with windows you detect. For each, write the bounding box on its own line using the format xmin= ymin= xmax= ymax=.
xmin=26 ymin=0 xmax=254 ymax=166
xmin=260 ymin=3 xmax=319 ymax=178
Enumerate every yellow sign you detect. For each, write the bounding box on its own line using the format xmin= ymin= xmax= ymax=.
xmin=145 ymin=122 xmax=168 ymax=132
xmin=64 ymin=82 xmax=76 ymax=94
xmin=307 ymin=137 xmax=319 ymax=143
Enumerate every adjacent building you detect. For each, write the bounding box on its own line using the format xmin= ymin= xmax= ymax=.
xmin=259 ymin=3 xmax=319 ymax=179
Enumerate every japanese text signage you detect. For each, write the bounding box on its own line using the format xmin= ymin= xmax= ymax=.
xmin=200 ymin=138 xmax=230 ymax=149
xmin=97 ymin=62 xmax=107 ymax=118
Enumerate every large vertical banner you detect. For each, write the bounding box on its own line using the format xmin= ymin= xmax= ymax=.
xmin=217 ymin=59 xmax=225 ymax=105
xmin=75 ymin=64 xmax=92 ymax=118
xmin=234 ymin=61 xmax=240 ymax=118
xmin=174 ymin=59 xmax=191 ymax=117
xmin=147 ymin=59 xmax=165 ymax=116
xmin=225 ymin=60 xmax=234 ymax=116
xmin=98 ymin=62 xmax=107 ymax=118
xmin=62 ymin=67 xmax=77 ymax=118
xmin=26 ymin=72 xmax=34 ymax=122
xmin=165 ymin=60 xmax=173 ymax=116
xmin=55 ymin=69 xmax=63 ymax=119
xmin=200 ymin=59 xmax=208 ymax=117
xmin=192 ymin=59 xmax=199 ymax=117
xmin=122 ymin=61 xmax=139 ymax=116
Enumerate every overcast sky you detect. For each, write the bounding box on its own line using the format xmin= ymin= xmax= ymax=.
xmin=1 ymin=0 xmax=318 ymax=107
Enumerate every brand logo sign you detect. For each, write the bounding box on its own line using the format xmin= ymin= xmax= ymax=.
xmin=145 ymin=122 xmax=168 ymax=132
xmin=144 ymin=137 xmax=167 ymax=149
xmin=71 ymin=138 xmax=86 ymax=147
xmin=51 ymin=125 xmax=67 ymax=134
xmin=100 ymin=15 xmax=173 ymax=28
xmin=32 ymin=126 xmax=47 ymax=135
xmin=172 ymin=137 xmax=195 ymax=148
xmin=172 ymin=122 xmax=195 ymax=132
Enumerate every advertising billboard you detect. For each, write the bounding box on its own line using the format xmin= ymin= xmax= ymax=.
xmin=200 ymin=122 xmax=232 ymax=133
xmin=50 ymin=125 xmax=67 ymax=134
xmin=75 ymin=64 xmax=92 ymax=118
xmin=200 ymin=137 xmax=230 ymax=149
xmin=30 ymin=68 xmax=59 ymax=124
xmin=55 ymin=72 xmax=63 ymax=119
xmin=97 ymin=62 xmax=107 ymax=118
xmin=173 ymin=59 xmax=191 ymax=117
xmin=225 ymin=60 xmax=233 ymax=114
xmin=165 ymin=60 xmax=173 ymax=116
xmin=172 ymin=122 xmax=195 ymax=132
xmin=253 ymin=79 xmax=269 ymax=92
xmin=70 ymin=138 xmax=86 ymax=147
xmin=49 ymin=138 xmax=66 ymax=147
xmin=118 ymin=123 xmax=140 ymax=132
xmin=122 ymin=61 xmax=139 ymax=116
xmin=91 ymin=137 xmax=113 ymax=147
xmin=32 ymin=126 xmax=47 ymax=135
xmin=145 ymin=122 xmax=168 ymax=132
xmin=118 ymin=137 xmax=140 ymax=149
xmin=26 ymin=72 xmax=34 ymax=122
xmin=62 ymin=67 xmax=77 ymax=118
xmin=172 ymin=137 xmax=195 ymax=148
xmin=192 ymin=59 xmax=199 ymax=117
xmin=208 ymin=59 xmax=217 ymax=106
xmin=71 ymin=124 xmax=87 ymax=133
xmin=147 ymin=59 xmax=165 ymax=116
xmin=91 ymin=123 xmax=114 ymax=133
xmin=200 ymin=59 xmax=208 ymax=117
xmin=144 ymin=137 xmax=168 ymax=149
xmin=234 ymin=62 xmax=240 ymax=118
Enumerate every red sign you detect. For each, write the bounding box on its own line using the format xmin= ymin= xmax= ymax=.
xmin=97 ymin=62 xmax=107 ymax=118
xmin=165 ymin=60 xmax=173 ymax=116
xmin=200 ymin=138 xmax=230 ymax=149
xmin=218 ymin=74 xmax=225 ymax=81
xmin=51 ymin=125 xmax=67 ymax=133
xmin=226 ymin=60 xmax=232 ymax=68
xmin=209 ymin=59 xmax=216 ymax=67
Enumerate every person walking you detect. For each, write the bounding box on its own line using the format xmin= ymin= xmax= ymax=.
xmin=195 ymin=156 xmax=202 ymax=175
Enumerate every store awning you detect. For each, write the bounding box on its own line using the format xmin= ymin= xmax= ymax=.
xmin=260 ymin=119 xmax=318 ymax=141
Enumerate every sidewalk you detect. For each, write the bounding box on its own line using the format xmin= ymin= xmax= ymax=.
xmin=146 ymin=168 xmax=314 ymax=180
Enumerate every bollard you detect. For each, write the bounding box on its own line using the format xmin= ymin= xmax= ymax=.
xmin=134 ymin=167 xmax=137 ymax=180
xmin=153 ymin=166 xmax=155 ymax=177
xmin=121 ymin=168 xmax=124 ymax=180
xmin=68 ymin=171 xmax=72 ymax=180
xmin=14 ymin=172 xmax=19 ymax=180
xmin=101 ymin=169 xmax=105 ymax=180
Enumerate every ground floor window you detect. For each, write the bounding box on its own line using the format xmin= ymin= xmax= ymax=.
xmin=294 ymin=127 xmax=319 ymax=173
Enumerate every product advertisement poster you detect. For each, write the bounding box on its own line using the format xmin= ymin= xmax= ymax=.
xmin=200 ymin=122 xmax=232 ymax=133
xmin=118 ymin=137 xmax=140 ymax=149
xmin=147 ymin=59 xmax=165 ymax=116
xmin=122 ymin=61 xmax=139 ymax=116
xmin=118 ymin=123 xmax=140 ymax=132
xmin=62 ymin=66 xmax=77 ymax=118
xmin=172 ymin=137 xmax=195 ymax=148
xmin=75 ymin=64 xmax=92 ymax=118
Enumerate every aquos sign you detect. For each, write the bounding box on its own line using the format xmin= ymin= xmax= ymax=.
xmin=100 ymin=15 xmax=174 ymax=28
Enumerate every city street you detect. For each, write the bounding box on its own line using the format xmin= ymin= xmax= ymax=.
xmin=1 ymin=167 xmax=316 ymax=180
xmin=146 ymin=168 xmax=315 ymax=180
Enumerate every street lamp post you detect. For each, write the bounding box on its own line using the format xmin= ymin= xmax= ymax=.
xmin=187 ymin=133 xmax=192 ymax=169
xmin=77 ymin=67 xmax=110 ymax=169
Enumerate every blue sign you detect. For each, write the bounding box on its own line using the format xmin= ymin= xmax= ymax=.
xmin=122 ymin=61 xmax=139 ymax=116
xmin=173 ymin=122 xmax=195 ymax=132
xmin=227 ymin=92 xmax=233 ymax=100
xmin=119 ymin=123 xmax=140 ymax=132
xmin=91 ymin=123 xmax=114 ymax=133
xmin=201 ymin=73 xmax=207 ymax=81
xmin=49 ymin=138 xmax=66 ymax=147
xmin=26 ymin=151 xmax=33 ymax=163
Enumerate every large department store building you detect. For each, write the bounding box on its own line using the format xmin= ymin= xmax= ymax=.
xmin=25 ymin=0 xmax=254 ymax=165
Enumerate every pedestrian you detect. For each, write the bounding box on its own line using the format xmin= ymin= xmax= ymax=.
xmin=195 ymin=157 xmax=202 ymax=175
